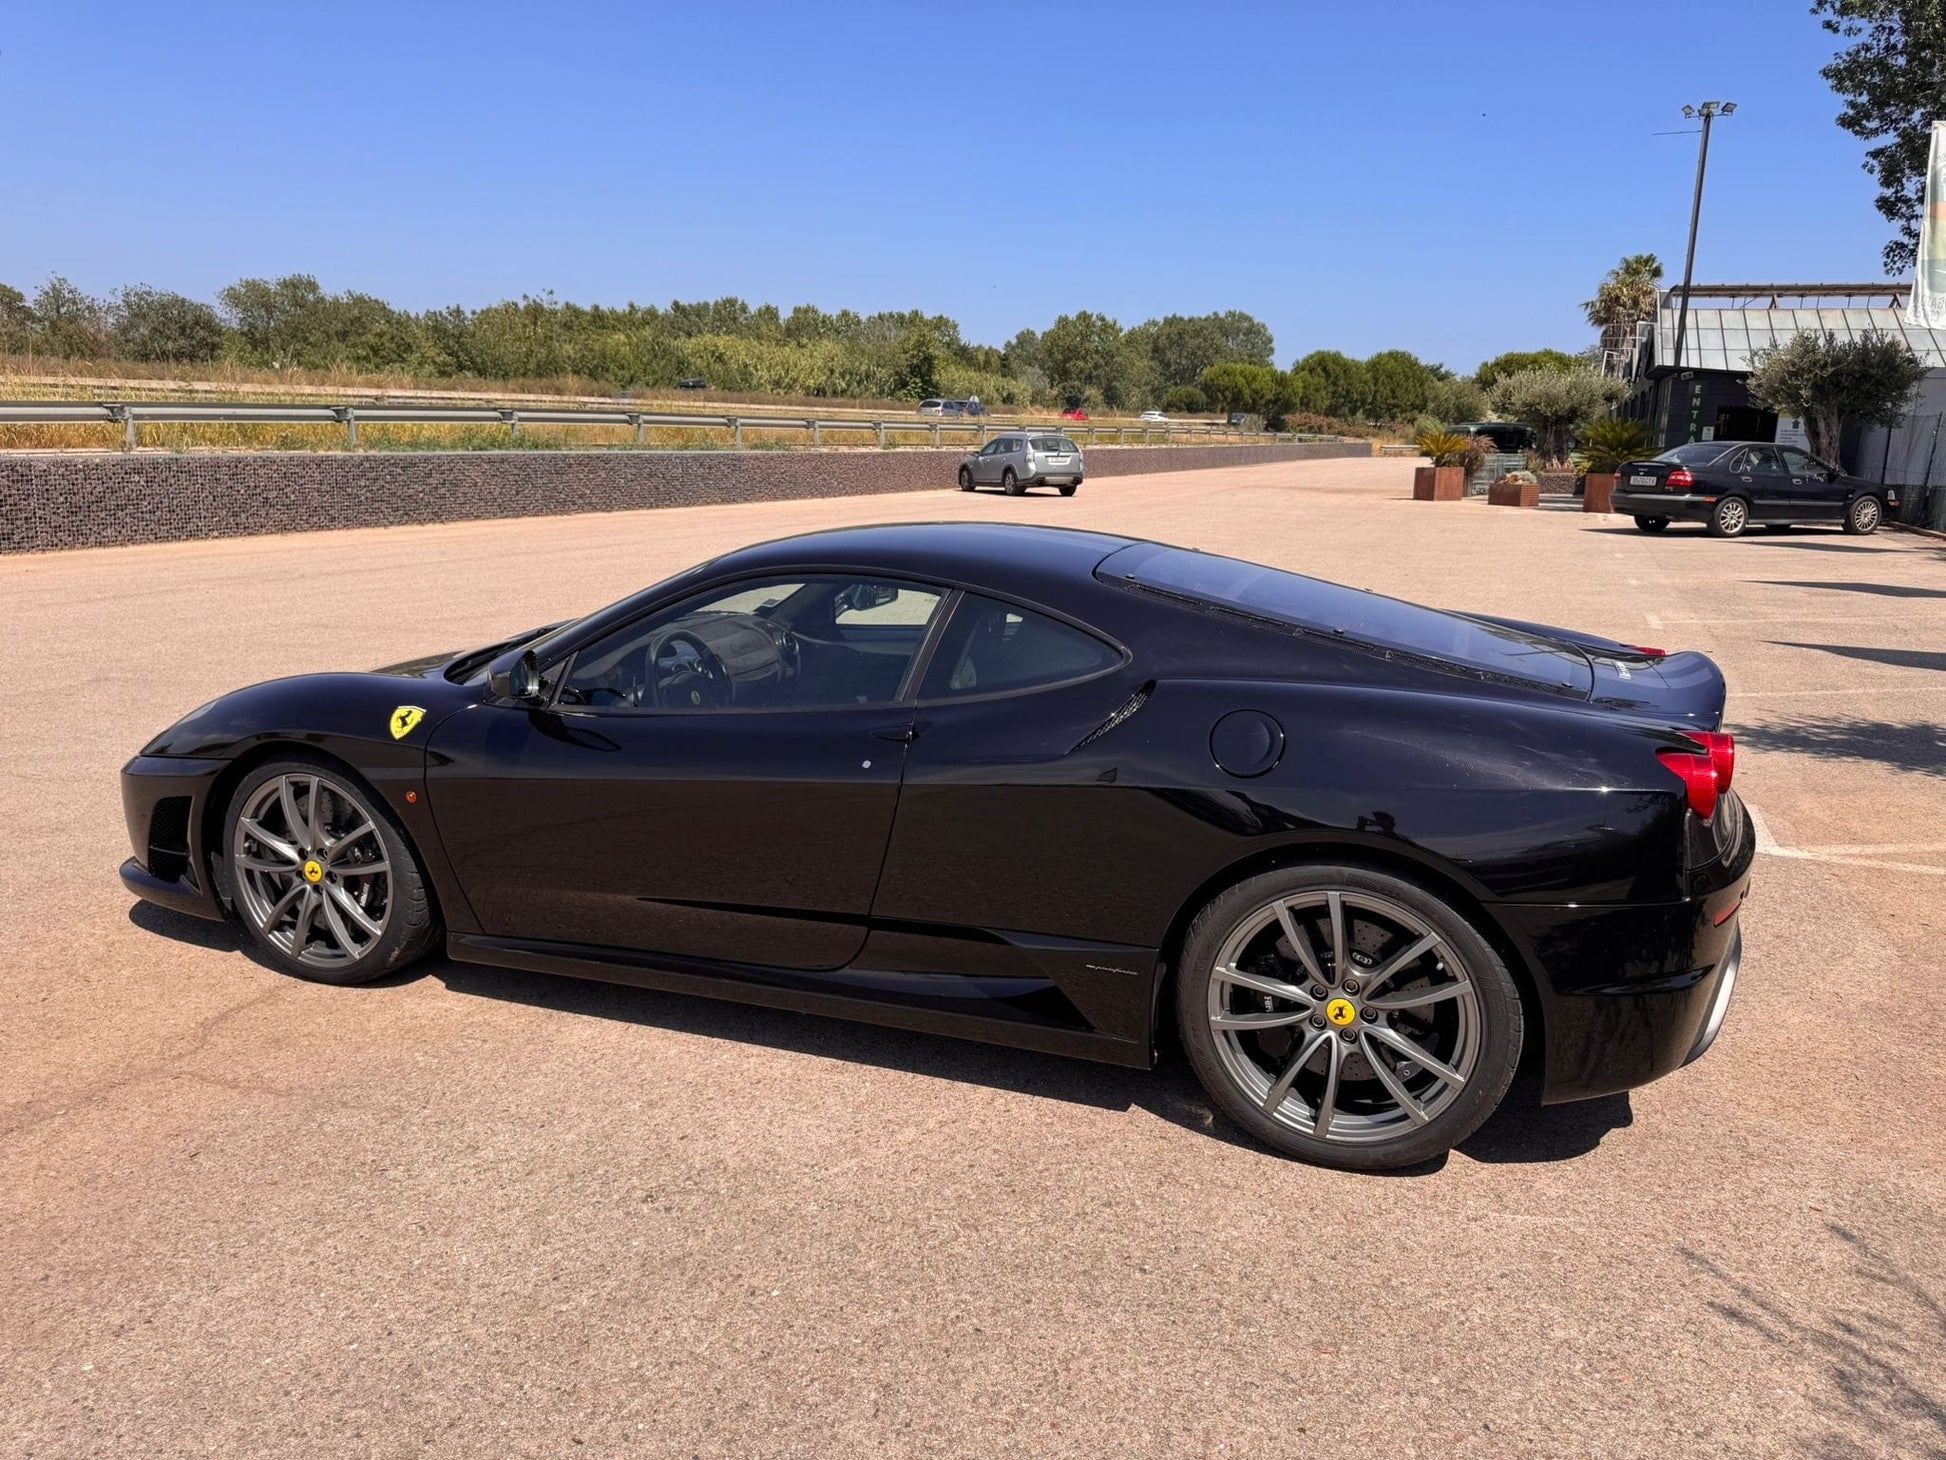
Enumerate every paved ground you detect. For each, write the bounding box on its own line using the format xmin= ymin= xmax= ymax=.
xmin=4 ymin=458 xmax=1943 ymax=1459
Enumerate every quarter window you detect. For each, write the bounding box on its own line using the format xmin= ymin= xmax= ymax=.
xmin=560 ymin=576 xmax=945 ymax=711
xmin=919 ymin=594 xmax=1121 ymax=699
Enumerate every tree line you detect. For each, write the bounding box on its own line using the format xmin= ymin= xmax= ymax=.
xmin=0 ymin=273 xmax=1577 ymax=424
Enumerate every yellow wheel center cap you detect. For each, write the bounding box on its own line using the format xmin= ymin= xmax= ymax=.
xmin=1325 ymin=997 xmax=1358 ymax=1028
xmin=302 ymin=859 xmax=324 ymax=884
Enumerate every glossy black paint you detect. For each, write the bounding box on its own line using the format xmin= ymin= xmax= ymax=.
xmin=120 ymin=523 xmax=1753 ymax=1105
xmin=1612 ymin=440 xmax=1898 ymax=527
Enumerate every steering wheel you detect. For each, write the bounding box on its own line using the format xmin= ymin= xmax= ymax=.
xmin=652 ymin=631 xmax=732 ymax=709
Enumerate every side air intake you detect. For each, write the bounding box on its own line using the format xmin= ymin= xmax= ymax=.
xmin=1071 ymin=682 xmax=1153 ymax=752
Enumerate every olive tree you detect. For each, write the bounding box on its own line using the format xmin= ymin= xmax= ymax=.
xmin=1487 ymin=367 xmax=1625 ymax=464
xmin=1744 ymin=328 xmax=1925 ymax=461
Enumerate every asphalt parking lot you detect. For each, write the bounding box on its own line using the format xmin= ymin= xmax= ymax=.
xmin=4 ymin=456 xmax=1943 ymax=1459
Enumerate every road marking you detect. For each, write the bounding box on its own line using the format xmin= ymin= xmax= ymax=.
xmin=1749 ymin=804 xmax=1945 ymax=876
xmin=1734 ymin=685 xmax=1946 ymax=700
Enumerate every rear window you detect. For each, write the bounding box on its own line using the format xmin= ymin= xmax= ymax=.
xmin=1030 ymin=436 xmax=1077 ymax=452
xmin=1098 ymin=543 xmax=1592 ymax=694
xmin=1656 ymin=443 xmax=1734 ymax=466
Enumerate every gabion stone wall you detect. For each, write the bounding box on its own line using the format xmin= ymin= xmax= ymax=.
xmin=0 ymin=441 xmax=1369 ymax=555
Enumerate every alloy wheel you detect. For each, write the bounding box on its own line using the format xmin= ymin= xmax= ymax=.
xmin=1204 ymin=889 xmax=1482 ymax=1145
xmin=1851 ymin=497 xmax=1881 ymax=532
xmin=1713 ymin=498 xmax=1748 ymax=536
xmin=231 ymin=772 xmax=392 ymax=969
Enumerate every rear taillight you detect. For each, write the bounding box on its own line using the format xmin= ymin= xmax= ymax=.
xmin=1667 ymin=467 xmax=1694 ymax=489
xmin=1626 ymin=645 xmax=1668 ymax=659
xmin=1657 ymin=730 xmax=1735 ymax=820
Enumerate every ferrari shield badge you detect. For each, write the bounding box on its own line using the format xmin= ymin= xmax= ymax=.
xmin=389 ymin=705 xmax=426 ymax=740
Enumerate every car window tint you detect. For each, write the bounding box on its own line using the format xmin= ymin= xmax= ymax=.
xmin=1739 ymin=446 xmax=1786 ymax=474
xmin=1657 ymin=443 xmax=1734 ymax=466
xmin=1779 ymin=447 xmax=1826 ymax=476
xmin=920 ymin=595 xmax=1121 ymax=699
xmin=1030 ymin=436 xmax=1071 ymax=452
xmin=561 ymin=576 xmax=944 ymax=712
xmin=1101 ymin=543 xmax=1593 ymax=695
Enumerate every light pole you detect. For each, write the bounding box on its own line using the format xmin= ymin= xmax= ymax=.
xmin=1669 ymin=101 xmax=1736 ymax=380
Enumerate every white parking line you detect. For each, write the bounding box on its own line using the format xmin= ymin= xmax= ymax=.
xmin=1748 ymin=804 xmax=1945 ymax=876
xmin=1734 ymin=685 xmax=1946 ymax=700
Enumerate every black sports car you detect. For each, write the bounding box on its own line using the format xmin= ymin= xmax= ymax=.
xmin=121 ymin=524 xmax=1752 ymax=1170
xmin=1612 ymin=440 xmax=1897 ymax=537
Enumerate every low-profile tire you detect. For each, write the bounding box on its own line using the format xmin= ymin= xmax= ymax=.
xmin=1634 ymin=515 xmax=1669 ymax=533
xmin=1844 ymin=494 xmax=1884 ymax=534
xmin=1762 ymin=522 xmax=1794 ymax=533
xmin=1059 ymin=481 xmax=1078 ymax=497
xmin=1175 ymin=864 xmax=1523 ymax=1172
xmin=957 ymin=466 xmax=976 ymax=492
xmin=1706 ymin=496 xmax=1750 ymax=537
xmin=1002 ymin=468 xmax=1024 ymax=496
xmin=221 ymin=755 xmax=440 ymax=986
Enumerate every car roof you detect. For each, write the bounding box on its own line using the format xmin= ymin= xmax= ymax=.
xmin=708 ymin=522 xmax=1138 ymax=596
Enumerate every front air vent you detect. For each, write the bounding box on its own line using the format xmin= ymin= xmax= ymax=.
xmin=147 ymin=796 xmax=193 ymax=883
xmin=1071 ymin=682 xmax=1153 ymax=753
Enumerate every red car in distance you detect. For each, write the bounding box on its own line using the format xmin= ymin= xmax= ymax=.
xmin=1060 ymin=407 xmax=1090 ymax=421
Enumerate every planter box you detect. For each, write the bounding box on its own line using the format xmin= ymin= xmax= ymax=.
xmin=1488 ymin=478 xmax=1541 ymax=508
xmin=1412 ymin=465 xmax=1467 ymax=501
xmin=1583 ymin=473 xmax=1617 ymax=513
xmin=1539 ymin=471 xmax=1577 ymax=496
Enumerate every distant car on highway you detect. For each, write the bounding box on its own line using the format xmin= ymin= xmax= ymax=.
xmin=919 ymin=399 xmax=987 ymax=418
xmin=677 ymin=378 xmax=708 ymax=391
xmin=1611 ymin=441 xmax=1898 ymax=538
xmin=1140 ymin=410 xmax=1169 ymax=424
xmin=1061 ymin=407 xmax=1090 ymax=421
xmin=958 ymin=433 xmax=1084 ymax=496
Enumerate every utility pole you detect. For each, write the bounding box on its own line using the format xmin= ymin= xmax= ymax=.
xmin=1669 ymin=101 xmax=1736 ymax=379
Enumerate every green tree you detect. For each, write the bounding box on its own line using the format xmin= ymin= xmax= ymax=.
xmin=0 ymin=284 xmax=34 ymax=354
xmin=1475 ymin=348 xmax=1579 ymax=388
xmin=1039 ymin=311 xmax=1154 ymax=407
xmin=1744 ymin=328 xmax=1926 ymax=460
xmin=1127 ymin=311 xmax=1275 ymax=388
xmin=1163 ymin=384 xmax=1210 ymax=414
xmin=1582 ymin=254 xmax=1663 ymax=359
xmin=1291 ymin=350 xmax=1369 ymax=418
xmin=1814 ymin=0 xmax=1946 ymax=273
xmin=1199 ymin=361 xmax=1281 ymax=414
xmin=30 ymin=276 xmax=111 ymax=358
xmin=1365 ymin=349 xmax=1437 ymax=420
xmin=110 ymin=286 xmax=228 ymax=362
xmin=891 ymin=325 xmax=941 ymax=399
xmin=1487 ymin=367 xmax=1626 ymax=463
xmin=1424 ymin=375 xmax=1487 ymax=425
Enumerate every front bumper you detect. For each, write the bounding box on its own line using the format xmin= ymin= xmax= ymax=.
xmin=119 ymin=754 xmax=229 ymax=922
xmin=1611 ymin=490 xmax=1714 ymax=522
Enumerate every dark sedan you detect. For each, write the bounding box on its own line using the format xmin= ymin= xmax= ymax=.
xmin=119 ymin=524 xmax=1751 ymax=1171
xmin=1613 ymin=440 xmax=1898 ymax=537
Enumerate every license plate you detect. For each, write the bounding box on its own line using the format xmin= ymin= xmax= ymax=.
xmin=1047 ymin=455 xmax=1069 ymax=464
xmin=1630 ymin=474 xmax=1657 ymax=486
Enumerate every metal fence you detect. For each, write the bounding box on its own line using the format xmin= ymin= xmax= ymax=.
xmin=0 ymin=399 xmax=1340 ymax=453
xmin=1859 ymin=411 xmax=1946 ymax=530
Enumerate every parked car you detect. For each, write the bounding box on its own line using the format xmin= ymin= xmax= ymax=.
xmin=1227 ymin=413 xmax=1253 ymax=429
xmin=677 ymin=377 xmax=708 ymax=391
xmin=1061 ymin=407 xmax=1090 ymax=422
xmin=1612 ymin=441 xmax=1899 ymax=537
xmin=958 ymin=433 xmax=1084 ymax=495
xmin=1139 ymin=410 xmax=1169 ymax=423
xmin=117 ymin=523 xmax=1750 ymax=1171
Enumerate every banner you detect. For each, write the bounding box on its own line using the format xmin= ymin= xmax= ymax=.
xmin=1912 ymin=121 xmax=1946 ymax=327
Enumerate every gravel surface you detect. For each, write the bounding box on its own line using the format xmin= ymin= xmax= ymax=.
xmin=4 ymin=459 xmax=1943 ymax=1459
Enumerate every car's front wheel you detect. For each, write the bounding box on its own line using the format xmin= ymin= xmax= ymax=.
xmin=1844 ymin=494 xmax=1884 ymax=534
xmin=1707 ymin=496 xmax=1751 ymax=537
xmin=1002 ymin=469 xmax=1024 ymax=496
xmin=1634 ymin=515 xmax=1669 ymax=533
xmin=222 ymin=757 xmax=440 ymax=985
xmin=1176 ymin=865 xmax=1523 ymax=1171
xmin=957 ymin=466 xmax=975 ymax=492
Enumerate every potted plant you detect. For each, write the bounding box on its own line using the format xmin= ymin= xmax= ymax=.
xmin=1412 ymin=430 xmax=1471 ymax=500
xmin=1574 ymin=419 xmax=1656 ymax=513
xmin=1488 ymin=469 xmax=1541 ymax=508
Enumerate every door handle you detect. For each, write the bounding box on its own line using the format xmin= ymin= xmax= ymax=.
xmin=872 ymin=725 xmax=919 ymax=744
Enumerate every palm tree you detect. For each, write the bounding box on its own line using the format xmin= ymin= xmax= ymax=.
xmin=1583 ymin=255 xmax=1664 ymax=367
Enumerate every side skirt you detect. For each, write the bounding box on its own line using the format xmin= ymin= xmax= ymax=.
xmin=446 ymin=933 xmax=1157 ymax=1069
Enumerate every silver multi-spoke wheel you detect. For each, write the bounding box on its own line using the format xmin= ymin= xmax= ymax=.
xmin=1848 ymin=496 xmax=1881 ymax=533
xmin=232 ymin=772 xmax=392 ymax=969
xmin=1203 ymin=888 xmax=1484 ymax=1147
xmin=1711 ymin=498 xmax=1749 ymax=536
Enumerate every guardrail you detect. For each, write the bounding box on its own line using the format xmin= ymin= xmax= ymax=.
xmin=0 ymin=399 xmax=1344 ymax=453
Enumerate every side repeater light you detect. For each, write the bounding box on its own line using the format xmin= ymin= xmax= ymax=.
xmin=1657 ymin=731 xmax=1735 ymax=821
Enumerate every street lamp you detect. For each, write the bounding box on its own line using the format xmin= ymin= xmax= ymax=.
xmin=1669 ymin=101 xmax=1736 ymax=380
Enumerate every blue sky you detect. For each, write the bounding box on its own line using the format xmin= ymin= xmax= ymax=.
xmin=0 ymin=1 xmax=1899 ymax=372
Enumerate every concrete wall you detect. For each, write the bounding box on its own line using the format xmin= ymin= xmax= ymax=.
xmin=0 ymin=441 xmax=1368 ymax=554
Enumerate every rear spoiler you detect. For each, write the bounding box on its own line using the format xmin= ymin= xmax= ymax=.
xmin=1464 ymin=612 xmax=1725 ymax=730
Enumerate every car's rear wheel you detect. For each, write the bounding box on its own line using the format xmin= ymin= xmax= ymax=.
xmin=1707 ymin=496 xmax=1750 ymax=537
xmin=1844 ymin=495 xmax=1884 ymax=534
xmin=1176 ymin=865 xmax=1523 ymax=1171
xmin=1059 ymin=481 xmax=1078 ymax=497
xmin=1002 ymin=469 xmax=1023 ymax=496
xmin=1634 ymin=515 xmax=1669 ymax=533
xmin=223 ymin=757 xmax=439 ymax=986
xmin=957 ymin=466 xmax=975 ymax=492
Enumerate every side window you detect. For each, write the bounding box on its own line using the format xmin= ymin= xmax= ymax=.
xmin=919 ymin=594 xmax=1122 ymax=699
xmin=560 ymin=576 xmax=944 ymax=712
xmin=980 ymin=439 xmax=1004 ymax=457
xmin=1739 ymin=445 xmax=1786 ymax=474
xmin=1779 ymin=447 xmax=1827 ymax=477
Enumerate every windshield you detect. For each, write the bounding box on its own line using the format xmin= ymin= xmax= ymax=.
xmin=1656 ymin=443 xmax=1734 ymax=466
xmin=1099 ymin=543 xmax=1593 ymax=695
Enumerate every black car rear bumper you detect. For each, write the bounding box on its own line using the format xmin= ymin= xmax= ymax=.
xmin=1610 ymin=489 xmax=1715 ymax=522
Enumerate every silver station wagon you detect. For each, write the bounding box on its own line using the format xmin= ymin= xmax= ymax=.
xmin=957 ymin=432 xmax=1085 ymax=496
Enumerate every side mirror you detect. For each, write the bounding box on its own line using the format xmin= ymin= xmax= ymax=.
xmin=488 ymin=648 xmax=544 ymax=703
xmin=842 ymin=583 xmax=898 ymax=613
